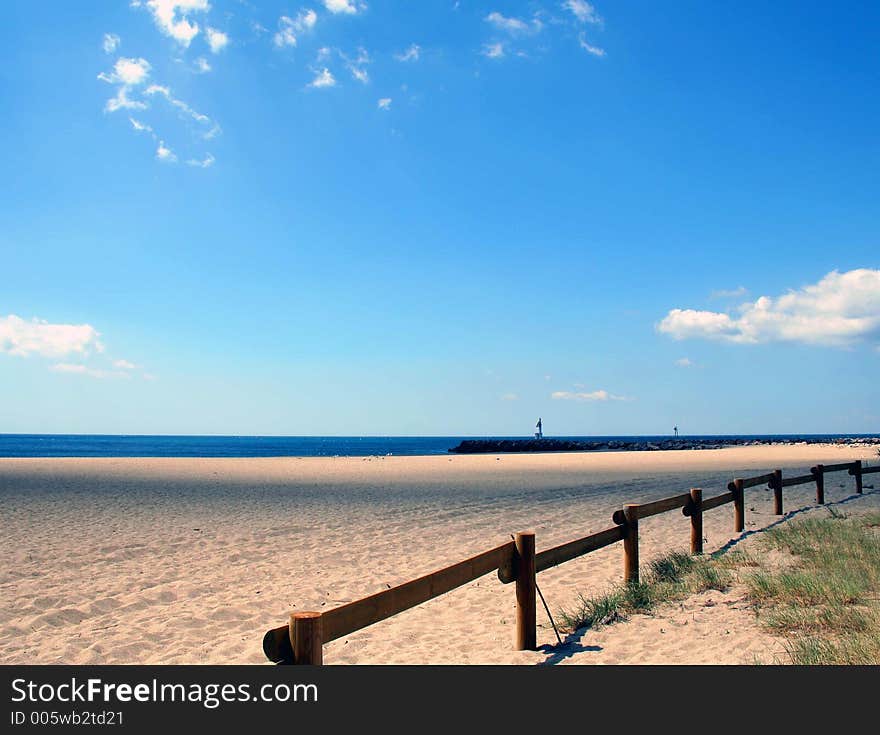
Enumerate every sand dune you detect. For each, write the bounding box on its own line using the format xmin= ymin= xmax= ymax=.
xmin=1 ymin=443 xmax=876 ymax=664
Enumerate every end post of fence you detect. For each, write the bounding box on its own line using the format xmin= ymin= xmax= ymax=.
xmin=772 ymin=469 xmax=783 ymax=515
xmin=812 ymin=464 xmax=825 ymax=505
xmin=290 ymin=611 xmax=324 ymax=665
xmin=514 ymin=530 xmax=537 ymax=651
xmin=689 ymin=488 xmax=703 ymax=555
xmin=854 ymin=460 xmax=863 ymax=494
xmin=623 ymin=504 xmax=640 ymax=584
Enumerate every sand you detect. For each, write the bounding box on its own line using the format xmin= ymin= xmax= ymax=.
xmin=1 ymin=443 xmax=877 ymax=665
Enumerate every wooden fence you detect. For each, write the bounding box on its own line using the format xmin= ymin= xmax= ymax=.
xmin=262 ymin=458 xmax=878 ymax=664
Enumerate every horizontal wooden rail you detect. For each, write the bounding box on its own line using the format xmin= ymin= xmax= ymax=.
xmin=682 ymin=490 xmax=734 ymax=516
xmin=821 ymin=461 xmax=858 ymax=472
xmin=611 ymin=492 xmax=692 ymax=525
xmin=852 ymin=465 xmax=880 ymax=476
xmin=263 ymin=540 xmax=515 ymax=662
xmin=535 ymin=526 xmax=625 ymax=578
xmin=781 ymin=473 xmax=815 ymax=487
xmin=734 ymin=473 xmax=775 ymax=489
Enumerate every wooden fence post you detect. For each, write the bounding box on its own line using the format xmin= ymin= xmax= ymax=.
xmin=733 ymin=479 xmax=745 ymax=533
xmin=812 ymin=465 xmax=825 ymax=505
xmin=689 ymin=488 xmax=703 ymax=555
xmin=772 ymin=469 xmax=783 ymax=515
xmin=854 ymin=461 xmax=863 ymax=494
xmin=290 ymin=612 xmax=323 ymax=665
xmin=623 ymin=504 xmax=639 ymax=584
xmin=514 ymin=530 xmax=536 ymax=651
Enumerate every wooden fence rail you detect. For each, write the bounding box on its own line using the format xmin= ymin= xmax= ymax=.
xmin=263 ymin=458 xmax=875 ymax=664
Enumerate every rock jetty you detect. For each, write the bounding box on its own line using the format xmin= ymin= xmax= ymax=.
xmin=448 ymin=436 xmax=880 ymax=454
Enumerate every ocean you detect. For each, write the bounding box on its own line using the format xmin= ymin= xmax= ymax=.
xmin=0 ymin=433 xmax=875 ymax=458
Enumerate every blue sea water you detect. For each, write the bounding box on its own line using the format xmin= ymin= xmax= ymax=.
xmin=0 ymin=433 xmax=875 ymax=458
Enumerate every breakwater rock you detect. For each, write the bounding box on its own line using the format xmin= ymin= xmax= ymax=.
xmin=448 ymin=436 xmax=880 ymax=454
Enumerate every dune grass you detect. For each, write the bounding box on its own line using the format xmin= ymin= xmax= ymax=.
xmin=558 ymin=550 xmax=736 ymax=632
xmin=743 ymin=510 xmax=880 ymax=664
xmin=559 ymin=509 xmax=880 ymax=664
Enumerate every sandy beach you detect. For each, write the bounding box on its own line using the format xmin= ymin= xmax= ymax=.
xmin=1 ymin=443 xmax=877 ymax=665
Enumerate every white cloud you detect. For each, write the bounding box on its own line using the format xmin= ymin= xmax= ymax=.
xmin=113 ymin=359 xmax=137 ymax=370
xmin=485 ymin=12 xmax=542 ymax=35
xmin=298 ymin=8 xmax=318 ymax=29
xmin=105 ymin=87 xmax=148 ymax=113
xmin=156 ymin=140 xmax=177 ymax=162
xmin=675 ymin=358 xmax=694 ymax=368
xmin=129 ymin=117 xmax=154 ymax=134
xmin=51 ymin=363 xmax=134 ymax=379
xmin=341 ymin=47 xmax=370 ymax=83
xmin=309 ymin=68 xmax=336 ymax=88
xmin=145 ymin=84 xmax=215 ymax=131
xmin=323 ymin=0 xmax=364 ymax=14
xmin=194 ymin=56 xmax=211 ymax=73
xmin=579 ymin=35 xmax=605 ymax=56
xmin=657 ymin=268 xmax=880 ymax=347
xmin=205 ymin=27 xmax=228 ymax=53
xmin=377 ymin=97 xmax=392 ymax=110
xmin=501 ymin=393 xmax=519 ymax=401
xmin=482 ymin=42 xmax=505 ymax=59
xmin=710 ymin=286 xmax=748 ymax=299
xmin=102 ymin=33 xmax=121 ymax=54
xmin=274 ymin=17 xmax=297 ymax=47
xmin=98 ymin=57 xmax=151 ymax=86
xmin=564 ymin=0 xmax=602 ymax=24
xmin=99 ymin=58 xmax=152 ymax=112
xmin=274 ymin=9 xmax=318 ymax=47
xmin=187 ymin=153 xmax=215 ymax=168
xmin=144 ymin=0 xmax=209 ymax=46
xmin=551 ymin=390 xmax=628 ymax=402
xmin=394 ymin=44 xmax=420 ymax=62
xmin=1 ymin=315 xmax=103 ymax=358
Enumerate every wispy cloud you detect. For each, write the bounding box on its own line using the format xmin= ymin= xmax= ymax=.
xmin=205 ymin=27 xmax=228 ymax=54
xmin=485 ymin=11 xmax=542 ymax=36
xmin=675 ymin=357 xmax=694 ymax=368
xmin=51 ymin=362 xmax=141 ymax=379
xmin=342 ymin=47 xmax=370 ymax=83
xmin=551 ymin=389 xmax=630 ymax=402
xmin=145 ymin=84 xmax=217 ymax=137
xmin=194 ymin=56 xmax=211 ymax=73
xmin=482 ymin=42 xmax=505 ymax=59
xmin=1 ymin=315 xmax=103 ymax=358
xmin=579 ymin=34 xmax=605 ymax=57
xmin=129 ymin=117 xmax=153 ymax=134
xmin=377 ymin=97 xmax=392 ymax=110
xmin=187 ymin=153 xmax=215 ymax=167
xmin=658 ymin=268 xmax=880 ymax=347
xmin=156 ymin=140 xmax=177 ymax=162
xmin=709 ymin=286 xmax=748 ymax=300
xmin=309 ymin=67 xmax=336 ymax=88
xmin=564 ymin=0 xmax=602 ymax=24
xmin=102 ymin=33 xmax=121 ymax=54
xmin=394 ymin=44 xmax=420 ymax=62
xmin=274 ymin=9 xmax=317 ymax=47
xmin=501 ymin=393 xmax=519 ymax=401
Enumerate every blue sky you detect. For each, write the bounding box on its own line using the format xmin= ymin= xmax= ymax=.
xmin=1 ymin=1 xmax=878 ymax=436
